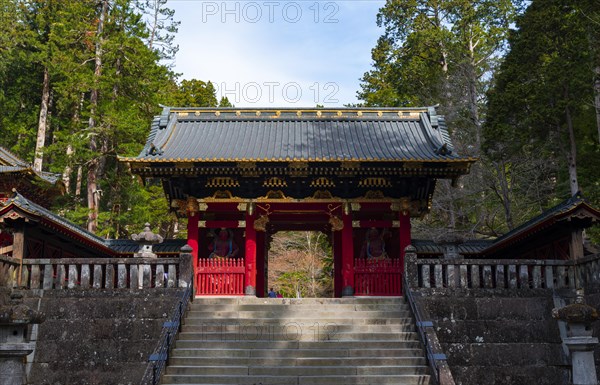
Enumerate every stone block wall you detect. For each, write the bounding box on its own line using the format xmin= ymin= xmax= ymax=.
xmin=20 ymin=288 xmax=184 ymax=385
xmin=415 ymin=288 xmax=571 ymax=385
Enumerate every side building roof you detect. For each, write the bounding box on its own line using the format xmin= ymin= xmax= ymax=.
xmin=0 ymin=146 xmax=61 ymax=185
xmin=0 ymin=192 xmax=184 ymax=257
xmin=481 ymin=192 xmax=600 ymax=257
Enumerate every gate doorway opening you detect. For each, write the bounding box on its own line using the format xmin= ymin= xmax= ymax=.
xmin=266 ymin=231 xmax=333 ymax=298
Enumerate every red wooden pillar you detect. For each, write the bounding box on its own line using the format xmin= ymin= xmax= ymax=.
xmin=255 ymin=231 xmax=266 ymax=297
xmin=341 ymin=208 xmax=355 ymax=296
xmin=333 ymin=230 xmax=343 ymax=298
xmin=187 ymin=213 xmax=199 ymax=261
xmin=399 ymin=211 xmax=411 ymax=275
xmin=244 ymin=211 xmax=257 ymax=296
xmin=187 ymin=213 xmax=200 ymax=295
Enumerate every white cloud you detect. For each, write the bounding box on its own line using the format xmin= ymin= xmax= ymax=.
xmin=169 ymin=0 xmax=384 ymax=106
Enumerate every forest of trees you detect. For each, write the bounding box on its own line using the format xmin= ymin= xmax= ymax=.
xmin=0 ymin=0 xmax=229 ymax=238
xmin=0 ymin=0 xmax=598 ymax=247
xmin=360 ymin=0 xmax=600 ymax=240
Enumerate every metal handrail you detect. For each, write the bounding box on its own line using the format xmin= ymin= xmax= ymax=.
xmin=403 ymin=273 xmax=447 ymax=385
xmin=140 ymin=273 xmax=194 ymax=385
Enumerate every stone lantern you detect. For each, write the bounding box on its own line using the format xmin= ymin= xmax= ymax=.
xmin=552 ymin=290 xmax=599 ymax=385
xmin=434 ymin=230 xmax=465 ymax=260
xmin=131 ymin=223 xmax=164 ymax=258
xmin=0 ymin=290 xmax=45 ymax=385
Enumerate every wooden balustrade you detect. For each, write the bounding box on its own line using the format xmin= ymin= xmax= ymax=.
xmin=196 ymin=258 xmax=245 ymax=295
xmin=0 ymin=255 xmax=180 ymax=290
xmin=354 ymin=258 xmax=403 ymax=296
xmin=411 ymin=255 xmax=600 ymax=290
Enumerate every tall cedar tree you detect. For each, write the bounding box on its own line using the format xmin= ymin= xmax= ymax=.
xmin=484 ymin=0 xmax=600 ymax=230
xmin=0 ymin=0 xmax=224 ymax=238
xmin=359 ymin=0 xmax=522 ymax=236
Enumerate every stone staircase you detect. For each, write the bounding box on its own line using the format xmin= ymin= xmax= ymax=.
xmin=160 ymin=297 xmax=431 ymax=385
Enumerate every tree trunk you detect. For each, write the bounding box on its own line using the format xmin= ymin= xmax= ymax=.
xmin=33 ymin=67 xmax=50 ymax=172
xmin=87 ymin=0 xmax=108 ymax=233
xmin=62 ymin=144 xmax=73 ymax=194
xmin=75 ymin=166 xmax=82 ymax=196
xmin=63 ymin=93 xmax=84 ymax=194
xmin=595 ymin=65 xmax=600 ymax=144
xmin=468 ymin=39 xmax=481 ymax=153
xmin=565 ymin=104 xmax=579 ymax=195
xmin=495 ymin=161 xmax=514 ymax=230
xmin=148 ymin=0 xmax=158 ymax=49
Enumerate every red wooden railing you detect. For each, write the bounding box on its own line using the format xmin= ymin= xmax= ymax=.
xmin=196 ymin=258 xmax=245 ymax=295
xmin=354 ymin=258 xmax=403 ymax=296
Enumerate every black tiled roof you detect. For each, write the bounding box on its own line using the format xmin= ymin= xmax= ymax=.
xmin=0 ymin=147 xmax=29 ymax=167
xmin=0 ymin=192 xmax=112 ymax=253
xmin=106 ymin=239 xmax=186 ymax=254
xmin=412 ymin=239 xmax=492 ymax=255
xmin=482 ymin=193 xmax=600 ymax=255
xmin=0 ymin=146 xmax=61 ymax=184
xmin=123 ymin=108 xmax=474 ymax=163
xmin=0 ymin=192 xmax=186 ymax=256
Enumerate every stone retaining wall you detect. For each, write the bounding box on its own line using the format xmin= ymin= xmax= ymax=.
xmin=414 ymin=288 xmax=571 ymax=385
xmin=20 ymin=288 xmax=184 ymax=385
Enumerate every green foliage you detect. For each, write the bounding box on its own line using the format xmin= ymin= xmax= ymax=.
xmin=484 ymin=0 xmax=600 ymax=226
xmin=0 ymin=0 xmax=221 ymax=238
xmin=361 ymin=0 xmax=600 ymax=241
xmin=360 ymin=0 xmax=525 ymax=237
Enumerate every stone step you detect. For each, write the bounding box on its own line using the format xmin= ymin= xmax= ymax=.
xmin=183 ymin=317 xmax=412 ymax=326
xmin=181 ymin=323 xmax=415 ymax=333
xmin=163 ymin=297 xmax=428 ymax=385
xmin=174 ymin=340 xmax=423 ymax=350
xmin=192 ymin=297 xmax=405 ymax=305
xmin=177 ymin=331 xmax=419 ymax=342
xmin=188 ymin=303 xmax=410 ymax=312
xmin=166 ymin=365 xmax=429 ymax=376
xmin=171 ymin=348 xmax=425 ymax=358
xmin=160 ymin=374 xmax=430 ymax=385
xmin=185 ymin=310 xmax=412 ymax=319
xmin=168 ymin=356 xmax=427 ymax=367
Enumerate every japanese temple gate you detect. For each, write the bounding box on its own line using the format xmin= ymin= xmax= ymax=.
xmin=122 ymin=107 xmax=474 ymax=297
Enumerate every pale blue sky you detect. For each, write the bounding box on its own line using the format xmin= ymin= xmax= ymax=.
xmin=169 ymin=0 xmax=385 ymax=107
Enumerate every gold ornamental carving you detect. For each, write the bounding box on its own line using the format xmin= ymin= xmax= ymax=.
xmin=352 ymin=220 xmax=360 ymax=228
xmin=237 ymin=203 xmax=247 ymax=212
xmin=358 ymin=177 xmax=392 ymax=188
xmin=254 ymin=215 xmax=269 ymax=232
xmin=258 ymin=190 xmax=291 ymax=201
xmin=350 ymin=202 xmax=361 ymax=212
xmin=263 ymin=177 xmax=287 ymax=188
xmin=289 ymin=161 xmax=309 ymax=177
xmin=176 ymin=196 xmax=199 ymax=216
xmin=206 ymin=190 xmax=236 ymax=200
xmin=206 ymin=177 xmax=240 ymax=188
xmin=364 ymin=190 xmax=386 ymax=200
xmin=340 ymin=161 xmax=360 ymax=170
xmin=311 ymin=190 xmax=334 ymax=200
xmin=329 ymin=215 xmax=344 ymax=231
xmin=238 ymin=162 xmax=258 ymax=177
xmin=310 ymin=177 xmax=335 ymax=188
